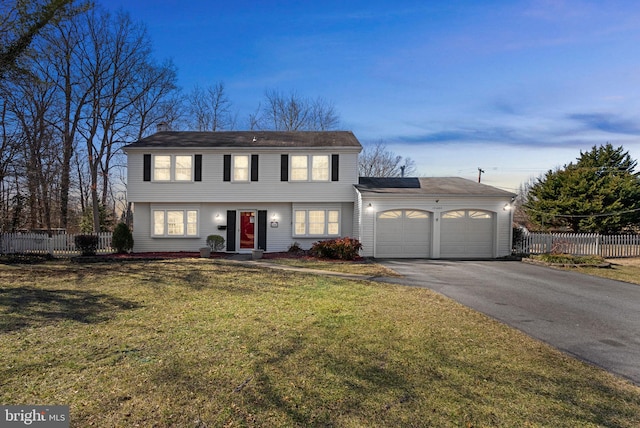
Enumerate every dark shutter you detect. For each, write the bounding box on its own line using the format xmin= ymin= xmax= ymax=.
xmin=258 ymin=210 xmax=267 ymax=250
xmin=331 ymin=154 xmax=339 ymax=181
xmin=251 ymin=155 xmax=259 ymax=181
xmin=143 ymin=154 xmax=151 ymax=181
xmin=226 ymin=210 xmax=236 ymax=251
xmin=194 ymin=154 xmax=202 ymax=181
xmin=281 ymin=154 xmax=288 ymax=181
xmin=223 ymin=155 xmax=231 ymax=182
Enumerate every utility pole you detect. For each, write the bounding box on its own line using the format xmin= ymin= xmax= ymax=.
xmin=478 ymin=167 xmax=485 ymax=183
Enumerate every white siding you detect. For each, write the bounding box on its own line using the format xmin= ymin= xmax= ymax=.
xmin=132 ymin=201 xmax=355 ymax=253
xmin=127 ymin=150 xmax=359 ymax=203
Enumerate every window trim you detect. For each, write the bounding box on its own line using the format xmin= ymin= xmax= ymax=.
xmin=151 ymin=208 xmax=200 ymax=238
xmin=289 ymin=154 xmax=331 ymax=182
xmin=290 ymin=155 xmax=309 ymax=181
xmin=293 ymin=208 xmax=341 ymax=237
xmin=153 ymin=155 xmax=172 ymax=181
xmin=152 ymin=154 xmax=195 ymax=182
xmin=311 ymin=155 xmax=330 ymax=181
xmin=174 ymin=155 xmax=193 ymax=181
xmin=232 ymin=154 xmax=250 ymax=182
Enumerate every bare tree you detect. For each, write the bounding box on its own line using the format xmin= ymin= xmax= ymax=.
xmin=150 ymin=94 xmax=184 ymax=132
xmin=310 ymin=97 xmax=339 ymax=130
xmin=247 ymin=102 xmax=262 ymax=131
xmin=41 ymin=15 xmax=93 ymax=229
xmin=0 ymin=85 xmax=21 ymax=230
xmin=0 ymin=3 xmax=178 ymax=233
xmin=264 ymin=89 xmax=308 ymax=131
xmin=186 ymin=82 xmax=234 ymax=131
xmin=128 ymin=59 xmax=179 ymax=139
xmin=253 ymin=89 xmax=340 ymax=131
xmin=77 ymin=8 xmax=176 ymax=232
xmin=0 ymin=0 xmax=78 ymax=76
xmin=358 ymin=140 xmax=417 ymax=177
xmin=6 ymin=60 xmax=61 ymax=230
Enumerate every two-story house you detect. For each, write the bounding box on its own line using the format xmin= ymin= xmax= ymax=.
xmin=123 ymin=131 xmax=362 ymax=254
xmin=124 ymin=130 xmax=516 ymax=258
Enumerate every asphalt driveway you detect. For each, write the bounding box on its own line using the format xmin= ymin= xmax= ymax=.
xmin=377 ymin=259 xmax=640 ymax=386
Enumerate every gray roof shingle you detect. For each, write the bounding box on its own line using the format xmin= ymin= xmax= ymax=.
xmin=356 ymin=177 xmax=516 ymax=197
xmin=124 ymin=131 xmax=362 ymax=149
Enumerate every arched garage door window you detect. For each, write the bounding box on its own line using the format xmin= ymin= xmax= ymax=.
xmin=376 ymin=210 xmax=431 ymax=258
xmin=441 ymin=210 xmax=494 ymax=258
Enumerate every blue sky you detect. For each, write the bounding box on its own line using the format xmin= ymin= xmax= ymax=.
xmin=103 ymin=0 xmax=640 ymax=191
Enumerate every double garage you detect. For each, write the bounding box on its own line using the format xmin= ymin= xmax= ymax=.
xmin=356 ymin=177 xmax=516 ymax=259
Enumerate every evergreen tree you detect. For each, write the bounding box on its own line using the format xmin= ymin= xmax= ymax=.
xmin=112 ymin=222 xmax=133 ymax=253
xmin=525 ymin=144 xmax=640 ymax=233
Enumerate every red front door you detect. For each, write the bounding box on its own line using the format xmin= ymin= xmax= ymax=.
xmin=240 ymin=211 xmax=255 ymax=249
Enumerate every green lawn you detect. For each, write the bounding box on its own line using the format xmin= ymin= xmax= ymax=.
xmin=1 ymin=259 xmax=639 ymax=427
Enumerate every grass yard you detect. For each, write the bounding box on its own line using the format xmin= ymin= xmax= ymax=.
xmin=258 ymin=257 xmax=400 ymax=277
xmin=1 ymin=259 xmax=640 ymax=427
xmin=574 ymin=257 xmax=640 ymax=286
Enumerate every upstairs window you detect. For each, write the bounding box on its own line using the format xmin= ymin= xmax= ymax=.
xmin=290 ymin=155 xmax=329 ymax=181
xmin=153 ymin=155 xmax=171 ymax=181
xmin=224 ymin=154 xmax=258 ymax=182
xmin=149 ymin=154 xmax=200 ymax=182
xmin=174 ymin=156 xmax=193 ymax=181
xmin=281 ymin=154 xmax=338 ymax=182
xmin=312 ymin=155 xmax=329 ymax=181
xmin=291 ymin=155 xmax=308 ymax=181
xmin=233 ymin=155 xmax=249 ymax=181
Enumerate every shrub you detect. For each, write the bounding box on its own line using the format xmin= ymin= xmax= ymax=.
xmin=288 ymin=242 xmax=305 ymax=254
xmin=75 ymin=234 xmax=99 ymax=256
xmin=310 ymin=237 xmax=362 ymax=260
xmin=112 ymin=223 xmax=134 ymax=253
xmin=533 ymin=253 xmax=607 ymax=265
xmin=206 ymin=234 xmax=225 ymax=251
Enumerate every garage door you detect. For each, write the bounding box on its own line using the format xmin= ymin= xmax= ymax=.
xmin=440 ymin=210 xmax=494 ymax=258
xmin=376 ymin=210 xmax=431 ymax=258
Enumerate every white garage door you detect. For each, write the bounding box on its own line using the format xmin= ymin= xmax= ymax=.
xmin=376 ymin=210 xmax=431 ymax=258
xmin=441 ymin=210 xmax=494 ymax=258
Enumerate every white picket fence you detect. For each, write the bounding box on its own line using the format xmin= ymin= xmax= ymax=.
xmin=514 ymin=233 xmax=640 ymax=258
xmin=0 ymin=232 xmax=113 ymax=257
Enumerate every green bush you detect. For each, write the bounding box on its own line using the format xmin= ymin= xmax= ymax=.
xmin=206 ymin=234 xmax=225 ymax=251
xmin=112 ymin=223 xmax=134 ymax=253
xmin=75 ymin=234 xmax=99 ymax=256
xmin=310 ymin=237 xmax=362 ymax=260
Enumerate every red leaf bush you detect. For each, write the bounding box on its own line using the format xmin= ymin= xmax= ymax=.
xmin=310 ymin=237 xmax=362 ymax=260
